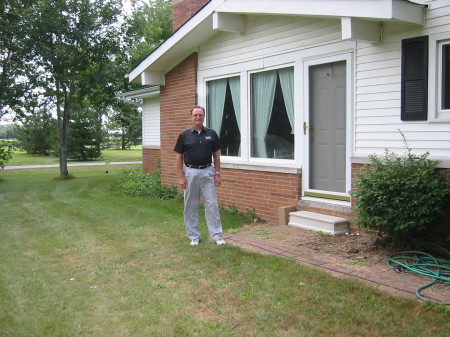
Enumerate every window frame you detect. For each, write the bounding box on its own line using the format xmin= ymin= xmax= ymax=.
xmin=249 ymin=66 xmax=295 ymax=161
xmin=205 ymin=75 xmax=241 ymax=157
xmin=199 ymin=62 xmax=300 ymax=169
xmin=437 ymin=40 xmax=450 ymax=118
xmin=428 ymin=33 xmax=450 ymax=122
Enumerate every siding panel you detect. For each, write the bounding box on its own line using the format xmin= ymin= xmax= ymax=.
xmin=142 ymin=97 xmax=161 ymax=148
xmin=199 ymin=16 xmax=341 ymax=70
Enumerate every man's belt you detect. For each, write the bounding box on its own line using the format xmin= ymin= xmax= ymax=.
xmin=185 ymin=163 xmax=211 ymax=169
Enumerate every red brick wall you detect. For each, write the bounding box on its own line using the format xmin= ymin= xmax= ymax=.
xmin=160 ymin=53 xmax=199 ymax=186
xmin=219 ymin=168 xmax=301 ymax=224
xmin=142 ymin=148 xmax=161 ymax=173
xmin=172 ymin=0 xmax=211 ymax=31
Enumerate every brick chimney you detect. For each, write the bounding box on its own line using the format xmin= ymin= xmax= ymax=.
xmin=172 ymin=0 xmax=211 ymax=32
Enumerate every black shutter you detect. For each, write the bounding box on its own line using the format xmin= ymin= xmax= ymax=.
xmin=401 ymin=35 xmax=428 ymax=121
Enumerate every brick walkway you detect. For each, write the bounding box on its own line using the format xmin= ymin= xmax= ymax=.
xmin=224 ymin=224 xmax=450 ymax=304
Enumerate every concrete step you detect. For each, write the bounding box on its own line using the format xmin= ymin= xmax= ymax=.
xmin=288 ymin=211 xmax=349 ymax=235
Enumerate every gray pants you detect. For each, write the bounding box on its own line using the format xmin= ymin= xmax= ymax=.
xmin=183 ymin=166 xmax=223 ymax=241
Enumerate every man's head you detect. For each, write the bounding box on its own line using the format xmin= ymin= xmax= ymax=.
xmin=190 ymin=106 xmax=205 ymax=130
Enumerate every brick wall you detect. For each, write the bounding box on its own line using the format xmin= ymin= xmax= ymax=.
xmin=142 ymin=148 xmax=161 ymax=173
xmin=219 ymin=168 xmax=301 ymax=224
xmin=172 ymin=0 xmax=211 ymax=31
xmin=160 ymin=53 xmax=199 ymax=186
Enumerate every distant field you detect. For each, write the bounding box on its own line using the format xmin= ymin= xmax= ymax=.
xmin=5 ymin=146 xmax=143 ymax=166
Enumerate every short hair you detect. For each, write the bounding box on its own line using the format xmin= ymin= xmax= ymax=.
xmin=190 ymin=106 xmax=205 ymax=114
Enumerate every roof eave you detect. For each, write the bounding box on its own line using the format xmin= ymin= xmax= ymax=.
xmin=128 ymin=0 xmax=426 ymax=85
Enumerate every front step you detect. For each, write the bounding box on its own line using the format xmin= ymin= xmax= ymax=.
xmin=288 ymin=211 xmax=349 ymax=235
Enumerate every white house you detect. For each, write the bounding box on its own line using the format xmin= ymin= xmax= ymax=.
xmin=126 ymin=0 xmax=450 ymax=232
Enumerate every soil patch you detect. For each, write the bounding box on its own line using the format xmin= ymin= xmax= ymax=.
xmin=299 ymin=232 xmax=396 ymax=265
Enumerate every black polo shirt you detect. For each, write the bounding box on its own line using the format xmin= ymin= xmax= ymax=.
xmin=174 ymin=126 xmax=221 ymax=166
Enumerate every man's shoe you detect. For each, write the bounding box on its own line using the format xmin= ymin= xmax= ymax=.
xmin=190 ymin=239 xmax=199 ymax=246
xmin=215 ymin=239 xmax=226 ymax=245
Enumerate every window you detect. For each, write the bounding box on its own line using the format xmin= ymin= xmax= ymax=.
xmin=401 ymin=35 xmax=428 ymax=121
xmin=206 ymin=76 xmax=240 ymax=156
xmin=251 ymin=67 xmax=294 ymax=159
xmin=440 ymin=41 xmax=450 ymax=111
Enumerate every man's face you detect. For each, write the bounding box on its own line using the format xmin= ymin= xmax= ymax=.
xmin=191 ymin=108 xmax=205 ymax=128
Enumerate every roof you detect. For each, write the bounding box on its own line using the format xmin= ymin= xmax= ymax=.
xmin=128 ymin=0 xmax=427 ymax=85
xmin=116 ymin=86 xmax=160 ymax=100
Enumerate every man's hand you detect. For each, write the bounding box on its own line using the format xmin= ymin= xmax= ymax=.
xmin=179 ymin=177 xmax=187 ymax=190
xmin=214 ymin=174 xmax=221 ymax=187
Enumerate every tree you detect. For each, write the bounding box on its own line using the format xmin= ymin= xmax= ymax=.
xmin=102 ymin=0 xmax=171 ymax=150
xmin=124 ymin=0 xmax=172 ymax=68
xmin=0 ymin=142 xmax=13 ymax=169
xmin=0 ymin=0 xmax=37 ymax=120
xmin=105 ymin=101 xmax=142 ymax=149
xmin=21 ymin=0 xmax=122 ymax=177
xmin=0 ymin=124 xmax=19 ymax=140
xmin=68 ymin=102 xmax=104 ymax=160
xmin=15 ymin=108 xmax=58 ymax=156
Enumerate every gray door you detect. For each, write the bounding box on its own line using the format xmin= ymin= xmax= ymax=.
xmin=309 ymin=61 xmax=346 ymax=193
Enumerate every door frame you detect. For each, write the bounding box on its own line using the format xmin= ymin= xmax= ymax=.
xmin=302 ymin=53 xmax=353 ymax=202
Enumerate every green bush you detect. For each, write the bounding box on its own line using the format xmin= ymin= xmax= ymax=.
xmin=115 ymin=169 xmax=181 ymax=200
xmin=352 ymin=139 xmax=449 ymax=249
xmin=0 ymin=141 xmax=13 ymax=169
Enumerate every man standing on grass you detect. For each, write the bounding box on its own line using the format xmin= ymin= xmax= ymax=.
xmin=174 ymin=106 xmax=226 ymax=246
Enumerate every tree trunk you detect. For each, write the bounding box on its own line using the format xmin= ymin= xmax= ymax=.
xmin=121 ymin=126 xmax=126 ymax=150
xmin=57 ymin=85 xmax=72 ymax=177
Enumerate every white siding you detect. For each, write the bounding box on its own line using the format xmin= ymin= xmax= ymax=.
xmin=142 ymin=97 xmax=160 ymax=148
xmin=199 ymin=15 xmax=341 ymax=70
xmin=354 ymin=0 xmax=450 ymax=159
xmin=197 ymin=0 xmax=450 ymax=163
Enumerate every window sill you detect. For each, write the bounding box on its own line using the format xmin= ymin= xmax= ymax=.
xmin=221 ymin=162 xmax=301 ymax=174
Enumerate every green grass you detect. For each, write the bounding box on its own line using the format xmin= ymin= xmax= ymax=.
xmin=5 ymin=146 xmax=142 ymax=166
xmin=0 ymin=167 xmax=449 ymax=336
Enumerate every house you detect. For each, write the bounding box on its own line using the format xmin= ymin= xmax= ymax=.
xmin=125 ymin=0 xmax=450 ymax=232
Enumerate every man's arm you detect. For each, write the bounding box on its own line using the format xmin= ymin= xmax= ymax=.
xmin=213 ymin=150 xmax=221 ymax=186
xmin=176 ymin=152 xmax=187 ymax=189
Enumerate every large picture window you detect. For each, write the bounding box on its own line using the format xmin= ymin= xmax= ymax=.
xmin=251 ymin=67 xmax=294 ymax=159
xmin=206 ymin=76 xmax=240 ymax=156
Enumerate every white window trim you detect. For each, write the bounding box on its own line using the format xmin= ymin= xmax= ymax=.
xmin=428 ymin=33 xmax=450 ymax=123
xmin=247 ymin=64 xmax=297 ymax=166
xmin=199 ymin=63 xmax=301 ymax=169
xmin=302 ymin=52 xmax=354 ymax=200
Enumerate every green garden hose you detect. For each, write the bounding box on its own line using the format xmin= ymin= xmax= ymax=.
xmin=387 ymin=242 xmax=450 ymax=304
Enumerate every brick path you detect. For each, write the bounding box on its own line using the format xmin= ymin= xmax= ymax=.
xmin=224 ymin=224 xmax=450 ymax=304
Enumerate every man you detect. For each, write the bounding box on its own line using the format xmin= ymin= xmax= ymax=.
xmin=174 ymin=106 xmax=226 ymax=246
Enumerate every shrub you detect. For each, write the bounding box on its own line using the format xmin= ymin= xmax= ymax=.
xmin=0 ymin=141 xmax=13 ymax=169
xmin=352 ymin=135 xmax=449 ymax=249
xmin=115 ymin=169 xmax=181 ymax=200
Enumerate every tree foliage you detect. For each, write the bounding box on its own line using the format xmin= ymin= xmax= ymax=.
xmin=0 ymin=0 xmax=37 ymax=119
xmin=15 ymin=108 xmax=58 ymax=156
xmin=68 ymin=103 xmax=104 ymax=160
xmin=0 ymin=142 xmax=13 ymax=169
xmin=124 ymin=0 xmax=172 ymax=68
xmin=0 ymin=124 xmax=19 ymax=140
xmin=105 ymin=101 xmax=142 ymax=149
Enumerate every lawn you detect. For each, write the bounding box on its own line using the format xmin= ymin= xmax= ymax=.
xmin=0 ymin=167 xmax=449 ymax=336
xmin=5 ymin=146 xmax=143 ymax=166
